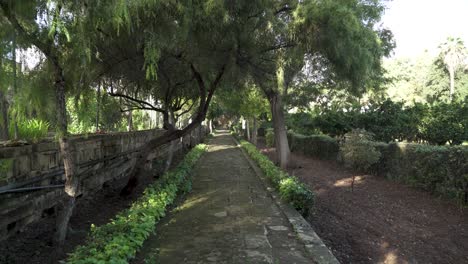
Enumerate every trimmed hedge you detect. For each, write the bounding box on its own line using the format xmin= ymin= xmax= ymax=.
xmin=287 ymin=132 xmax=339 ymax=160
xmin=284 ymin=132 xmax=468 ymax=205
xmin=240 ymin=140 xmax=314 ymax=216
xmin=376 ymin=143 xmax=468 ymax=204
xmin=67 ymin=144 xmax=208 ymax=263
xmin=266 ymin=130 xmax=340 ymax=160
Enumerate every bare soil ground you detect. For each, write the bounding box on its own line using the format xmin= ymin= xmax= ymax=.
xmin=257 ymin=139 xmax=468 ymax=264
xmin=0 ymin=151 xmax=185 ymax=264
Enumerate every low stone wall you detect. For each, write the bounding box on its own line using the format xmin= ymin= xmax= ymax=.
xmin=0 ymin=126 xmax=208 ymax=240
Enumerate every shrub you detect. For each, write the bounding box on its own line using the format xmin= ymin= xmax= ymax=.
xmin=289 ymin=100 xmax=468 ymax=145
xmin=285 ymin=113 xmax=319 ymax=135
xmin=68 ymin=144 xmax=207 ymax=263
xmin=313 ymin=110 xmax=353 ymax=138
xmin=265 ymin=128 xmax=275 ymax=147
xmin=420 ymin=102 xmax=467 ymax=145
xmin=278 ymin=177 xmax=315 ymax=215
xmin=288 ymin=132 xmax=339 ymax=160
xmin=283 ymin=128 xmax=468 ymax=204
xmin=10 ymin=119 xmax=49 ymax=142
xmin=341 ymin=129 xmax=381 ymax=172
xmin=379 ymin=143 xmax=468 ymax=204
xmin=240 ymin=140 xmax=314 ymax=216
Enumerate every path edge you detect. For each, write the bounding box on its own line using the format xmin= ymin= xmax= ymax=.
xmin=232 ymin=136 xmax=340 ymax=264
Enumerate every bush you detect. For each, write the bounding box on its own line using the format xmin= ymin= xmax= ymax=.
xmin=278 ymin=177 xmax=315 ymax=214
xmin=420 ymin=102 xmax=467 ymax=145
xmin=265 ymin=128 xmax=275 ymax=147
xmin=288 ymin=132 xmax=339 ymax=160
xmin=341 ymin=129 xmax=381 ymax=172
xmin=313 ymin=110 xmax=353 ymax=138
xmin=10 ymin=119 xmax=49 ymax=142
xmin=379 ymin=143 xmax=468 ymax=204
xmin=283 ymin=129 xmax=468 ymax=204
xmin=286 ymin=113 xmax=318 ymax=135
xmin=240 ymin=140 xmax=314 ymax=216
xmin=289 ymin=100 xmax=468 ymax=145
xmin=68 ymin=144 xmax=207 ymax=263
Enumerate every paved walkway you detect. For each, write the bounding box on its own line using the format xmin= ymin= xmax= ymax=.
xmin=132 ymin=133 xmax=315 ymax=264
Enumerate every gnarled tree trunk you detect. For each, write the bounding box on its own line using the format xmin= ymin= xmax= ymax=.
xmin=120 ymin=64 xmax=225 ymax=195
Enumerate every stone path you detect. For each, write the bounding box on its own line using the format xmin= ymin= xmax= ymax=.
xmin=132 ymin=132 xmax=315 ymax=264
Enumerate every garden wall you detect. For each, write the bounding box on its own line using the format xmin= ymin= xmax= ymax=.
xmin=284 ymin=132 xmax=468 ymax=204
xmin=0 ymin=126 xmax=208 ymax=240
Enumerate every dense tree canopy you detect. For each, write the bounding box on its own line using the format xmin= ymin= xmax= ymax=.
xmin=0 ymin=0 xmax=396 ymax=247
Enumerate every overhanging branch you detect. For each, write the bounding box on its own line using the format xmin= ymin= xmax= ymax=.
xmin=108 ymin=91 xmax=166 ymax=113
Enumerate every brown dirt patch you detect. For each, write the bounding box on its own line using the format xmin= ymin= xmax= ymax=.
xmin=0 ymin=151 xmax=186 ymax=264
xmin=257 ymin=139 xmax=468 ymax=264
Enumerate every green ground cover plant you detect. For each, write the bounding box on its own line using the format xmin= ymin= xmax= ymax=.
xmin=240 ymin=140 xmax=314 ymax=216
xmin=67 ymin=144 xmax=207 ymax=264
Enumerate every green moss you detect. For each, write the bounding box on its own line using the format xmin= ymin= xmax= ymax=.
xmin=0 ymin=159 xmax=13 ymax=181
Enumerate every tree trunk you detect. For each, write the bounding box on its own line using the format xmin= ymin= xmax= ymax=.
xmin=120 ymin=99 xmax=216 ymax=196
xmin=155 ymin=111 xmax=160 ymax=128
xmin=120 ymin=62 xmax=225 ymax=195
xmin=53 ymin=68 xmax=79 ymax=248
xmin=269 ymin=93 xmax=290 ymax=169
xmin=198 ymin=123 xmax=203 ymax=143
xmin=164 ymin=110 xmax=176 ymax=173
xmin=0 ymin=90 xmax=9 ymax=141
xmin=232 ymin=117 xmax=239 ymax=133
xmin=251 ymin=117 xmax=258 ymax=146
xmin=449 ymin=68 xmax=455 ymax=102
xmin=12 ymin=34 xmax=18 ymax=140
xmin=127 ymin=110 xmax=133 ymax=131
xmin=95 ymin=83 xmax=101 ymax=132
xmin=0 ymin=3 xmax=79 ymax=248
xmin=209 ymin=119 xmax=213 ymax=134
xmin=246 ymin=118 xmax=251 ymax=141
xmin=0 ymin=57 xmax=7 ymax=141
